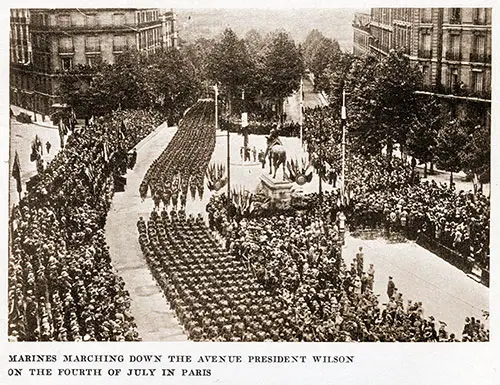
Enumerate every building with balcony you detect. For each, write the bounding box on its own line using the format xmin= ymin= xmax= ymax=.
xmin=10 ymin=8 xmax=177 ymax=116
xmin=352 ymin=7 xmax=491 ymax=127
xmin=10 ymin=9 xmax=33 ymax=111
xmin=352 ymin=13 xmax=371 ymax=56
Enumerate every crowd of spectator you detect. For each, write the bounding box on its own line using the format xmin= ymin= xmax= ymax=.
xmin=8 ymin=108 xmax=163 ymax=341
xmin=302 ymin=104 xmax=490 ymax=272
xmin=147 ymin=195 xmax=488 ymax=342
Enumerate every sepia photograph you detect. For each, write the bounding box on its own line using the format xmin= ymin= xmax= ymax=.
xmin=7 ymin=5 xmax=493 ymax=346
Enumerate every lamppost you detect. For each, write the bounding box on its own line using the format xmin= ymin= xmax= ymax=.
xmin=213 ymin=84 xmax=218 ymax=130
xmin=241 ymin=89 xmax=249 ymax=162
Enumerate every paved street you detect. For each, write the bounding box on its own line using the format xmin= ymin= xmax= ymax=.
xmin=285 ymin=76 xmax=327 ymax=123
xmin=105 ymin=123 xmax=187 ymax=341
xmin=343 ymin=235 xmax=489 ymax=337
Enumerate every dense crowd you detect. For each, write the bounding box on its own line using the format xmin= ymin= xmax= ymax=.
xmin=8 ymin=108 xmax=162 ymax=341
xmin=348 ymin=180 xmax=490 ymax=270
xmin=303 ymin=103 xmax=490 ymax=271
xmin=142 ymin=200 xmax=488 ymax=342
xmin=140 ymin=100 xmax=216 ymax=209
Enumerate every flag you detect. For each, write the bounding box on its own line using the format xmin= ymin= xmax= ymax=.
xmin=12 ymin=151 xmax=22 ymax=194
xmin=120 ymin=120 xmax=127 ymax=140
xmin=241 ymin=112 xmax=248 ymax=128
xmin=103 ymin=139 xmax=110 ymax=163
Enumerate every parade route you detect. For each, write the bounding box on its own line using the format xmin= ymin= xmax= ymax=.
xmin=103 ymin=117 xmax=488 ymax=341
xmin=105 ymin=123 xmax=187 ymax=341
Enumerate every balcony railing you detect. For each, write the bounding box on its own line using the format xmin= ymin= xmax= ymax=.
xmin=445 ymin=51 xmax=461 ymax=61
xmin=441 ymin=84 xmax=491 ymax=100
xmin=449 ymin=17 xmax=461 ymax=24
xmin=469 ymin=52 xmax=491 ymax=64
xmin=352 ymin=23 xmax=371 ymax=33
xmin=418 ymin=49 xmax=432 ymax=59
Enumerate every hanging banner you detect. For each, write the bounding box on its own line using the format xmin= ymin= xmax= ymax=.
xmin=241 ymin=112 xmax=248 ymax=128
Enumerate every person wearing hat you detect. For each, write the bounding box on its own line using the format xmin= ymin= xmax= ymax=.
xmin=355 ymin=247 xmax=364 ymax=277
xmin=387 ymin=276 xmax=396 ymax=300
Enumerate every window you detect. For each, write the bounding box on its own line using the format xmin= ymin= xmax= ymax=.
xmin=59 ymin=37 xmax=73 ymax=53
xmin=113 ymin=35 xmax=126 ymax=51
xmin=473 ymin=8 xmax=486 ymax=24
xmin=57 ymin=14 xmax=71 ymax=27
xmin=85 ymin=36 xmax=100 ymax=52
xmin=86 ymin=55 xmax=100 ymax=67
xmin=86 ymin=13 xmax=98 ymax=27
xmin=61 ymin=57 xmax=73 ymax=71
xmin=447 ymin=33 xmax=461 ymax=60
xmin=449 ymin=68 xmax=459 ymax=90
xmin=419 ymin=30 xmax=431 ymax=58
xmin=450 ymin=8 xmax=461 ymax=23
xmin=421 ymin=64 xmax=430 ymax=85
xmin=421 ymin=8 xmax=432 ymax=23
xmin=471 ymin=70 xmax=483 ymax=94
xmin=113 ymin=13 xmax=125 ymax=26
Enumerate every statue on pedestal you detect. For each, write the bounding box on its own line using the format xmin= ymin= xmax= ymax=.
xmin=264 ymin=128 xmax=287 ymax=181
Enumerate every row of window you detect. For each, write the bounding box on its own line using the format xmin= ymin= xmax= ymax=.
xmin=57 ymin=35 xmax=128 ymax=51
xmin=136 ymin=10 xmax=159 ymax=24
xmin=370 ymin=8 xmax=490 ymax=26
xmin=30 ymin=11 xmax=159 ymax=28
xmin=137 ymin=28 xmax=161 ymax=50
xmin=418 ymin=63 xmax=488 ymax=96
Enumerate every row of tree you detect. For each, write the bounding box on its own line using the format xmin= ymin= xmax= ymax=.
xmin=59 ymin=48 xmax=201 ymax=124
xmin=304 ymin=47 xmax=490 ymax=185
xmin=186 ymin=28 xmax=304 ymax=117
xmin=59 ymin=28 xmax=306 ymax=123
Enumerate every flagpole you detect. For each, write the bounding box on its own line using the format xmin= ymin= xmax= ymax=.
xmin=339 ymin=88 xmax=347 ymax=247
xmin=299 ymin=77 xmax=303 ymax=147
xmin=214 ymin=84 xmax=218 ymax=130
xmin=227 ymin=93 xmax=231 ymax=225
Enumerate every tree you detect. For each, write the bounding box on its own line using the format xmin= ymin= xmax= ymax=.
xmin=302 ymin=30 xmax=341 ymax=92
xmin=406 ymin=95 xmax=442 ymax=177
xmin=344 ymin=54 xmax=381 ymax=156
xmin=58 ymin=68 xmax=97 ymax=119
xmin=348 ymin=49 xmax=423 ymax=166
xmin=207 ymin=28 xmax=255 ymax=114
xmin=262 ymin=31 xmax=304 ymax=117
xmin=461 ymin=122 xmax=490 ymax=186
xmin=434 ymin=117 xmax=468 ymax=187
xmin=146 ymin=48 xmax=202 ymax=125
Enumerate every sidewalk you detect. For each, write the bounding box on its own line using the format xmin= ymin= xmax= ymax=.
xmin=11 ymin=105 xmax=56 ymax=129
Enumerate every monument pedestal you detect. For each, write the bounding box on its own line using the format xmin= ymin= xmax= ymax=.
xmin=258 ymin=173 xmax=293 ymax=209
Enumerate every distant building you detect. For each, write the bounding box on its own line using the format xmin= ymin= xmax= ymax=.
xmin=162 ymin=9 xmax=178 ymax=49
xmin=10 ymin=8 xmax=177 ymax=116
xmin=352 ymin=13 xmax=371 ymax=57
xmin=352 ymin=7 xmax=491 ymax=126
